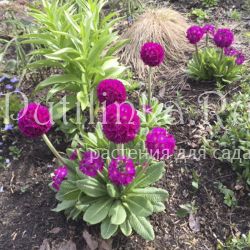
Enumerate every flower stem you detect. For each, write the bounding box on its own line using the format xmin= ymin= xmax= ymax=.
xmin=206 ymin=34 xmax=209 ymax=47
xmin=148 ymin=67 xmax=152 ymax=106
xmin=89 ymin=89 xmax=94 ymax=125
xmin=117 ymin=144 xmax=125 ymax=157
xmin=42 ymin=134 xmax=66 ymax=166
xmin=220 ymin=48 xmax=224 ymax=61
xmin=195 ymin=44 xmax=201 ymax=64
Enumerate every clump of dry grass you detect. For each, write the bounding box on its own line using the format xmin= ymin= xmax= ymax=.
xmin=120 ymin=8 xmax=192 ymax=85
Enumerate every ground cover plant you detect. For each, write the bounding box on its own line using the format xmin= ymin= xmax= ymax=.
xmin=0 ymin=0 xmax=250 ymax=249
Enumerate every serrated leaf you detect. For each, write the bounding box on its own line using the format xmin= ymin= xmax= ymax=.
xmin=129 ymin=214 xmax=155 ymax=241
xmin=57 ymin=180 xmax=80 ymax=201
xmin=152 ymin=202 xmax=166 ymax=213
xmin=101 ymin=217 xmax=118 ymax=239
xmin=83 ymin=197 xmax=113 ymax=225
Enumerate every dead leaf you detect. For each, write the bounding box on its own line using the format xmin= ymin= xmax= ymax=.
xmin=82 ymin=230 xmax=98 ymax=250
xmin=58 ymin=240 xmax=76 ymax=250
xmin=189 ymin=214 xmax=200 ymax=233
xmin=39 ymin=239 xmax=50 ymax=250
xmin=49 ymin=227 xmax=62 ymax=234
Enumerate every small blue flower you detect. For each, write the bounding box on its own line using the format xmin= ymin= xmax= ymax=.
xmin=0 ymin=76 xmax=7 ymax=83
xmin=4 ymin=124 xmax=14 ymax=131
xmin=14 ymin=88 xmax=21 ymax=93
xmin=5 ymin=84 xmax=14 ymax=90
xmin=10 ymin=76 xmax=19 ymax=84
xmin=0 ymin=142 xmax=3 ymax=146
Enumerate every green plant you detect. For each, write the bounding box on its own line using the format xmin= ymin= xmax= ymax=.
xmin=217 ymin=182 xmax=237 ymax=207
xmin=203 ymin=84 xmax=250 ymax=185
xmin=188 ymin=47 xmax=244 ymax=85
xmin=53 ymin=156 xmax=169 ymax=240
xmin=202 ymin=0 xmax=218 ymax=8
xmin=24 ymin=0 xmax=127 ymax=123
xmin=229 ymin=10 xmax=241 ymax=21
xmin=217 ymin=232 xmax=250 ymax=250
xmin=176 ymin=201 xmax=198 ymax=218
xmin=190 ymin=8 xmax=209 ymax=23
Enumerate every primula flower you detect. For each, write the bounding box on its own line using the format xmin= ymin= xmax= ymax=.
xmin=79 ymin=151 xmax=104 ymax=177
xmin=18 ymin=103 xmax=52 ymax=138
xmin=235 ymin=53 xmax=245 ymax=65
xmin=102 ymin=103 xmax=140 ymax=144
xmin=108 ymin=156 xmax=136 ymax=186
xmin=224 ymin=47 xmax=238 ymax=56
xmin=52 ymin=166 xmax=68 ymax=191
xmin=140 ymin=42 xmax=165 ymax=67
xmin=213 ymin=28 xmax=234 ymax=48
xmin=202 ymin=24 xmax=215 ymax=36
xmin=97 ymin=79 xmax=127 ymax=106
xmin=146 ymin=127 xmax=175 ymax=160
xmin=70 ymin=150 xmax=78 ymax=161
xmin=186 ymin=26 xmax=204 ymax=44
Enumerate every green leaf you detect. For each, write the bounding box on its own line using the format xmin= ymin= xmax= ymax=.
xmin=125 ymin=196 xmax=153 ymax=217
xmin=134 ymin=162 xmax=165 ymax=188
xmin=52 ymin=200 xmax=76 ymax=212
xmin=129 ymin=214 xmax=155 ymax=241
xmin=101 ymin=217 xmax=118 ymax=239
xmin=83 ymin=197 xmax=113 ymax=225
xmin=107 ymin=183 xmax=119 ymax=198
xmin=120 ymin=220 xmax=132 ymax=236
xmin=77 ymin=179 xmax=107 ymax=197
xmin=131 ymin=187 xmax=169 ymax=203
xmin=36 ymin=74 xmax=81 ymax=90
xmin=152 ymin=202 xmax=166 ymax=213
xmin=110 ymin=201 xmax=127 ymax=225
xmin=57 ymin=180 xmax=80 ymax=200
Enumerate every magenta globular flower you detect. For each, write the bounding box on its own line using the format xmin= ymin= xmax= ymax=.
xmin=79 ymin=151 xmax=104 ymax=177
xmin=97 ymin=79 xmax=127 ymax=106
xmin=146 ymin=127 xmax=176 ymax=160
xmin=186 ymin=26 xmax=204 ymax=44
xmin=52 ymin=166 xmax=68 ymax=191
xmin=70 ymin=150 xmax=78 ymax=161
xmin=102 ymin=103 xmax=140 ymax=144
xmin=235 ymin=53 xmax=245 ymax=65
xmin=202 ymin=24 xmax=215 ymax=36
xmin=213 ymin=28 xmax=234 ymax=48
xmin=18 ymin=103 xmax=52 ymax=138
xmin=224 ymin=47 xmax=238 ymax=56
xmin=108 ymin=156 xmax=136 ymax=186
xmin=140 ymin=42 xmax=165 ymax=67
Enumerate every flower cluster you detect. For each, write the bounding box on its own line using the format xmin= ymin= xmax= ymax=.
xmin=202 ymin=24 xmax=215 ymax=36
xmin=224 ymin=47 xmax=245 ymax=65
xmin=140 ymin=42 xmax=165 ymax=67
xmin=97 ymin=79 xmax=127 ymax=106
xmin=18 ymin=103 xmax=52 ymax=138
xmin=186 ymin=26 xmax=204 ymax=44
xmin=213 ymin=28 xmax=234 ymax=48
xmin=108 ymin=156 xmax=136 ymax=185
xmin=0 ymin=75 xmax=19 ymax=91
xmin=79 ymin=151 xmax=104 ymax=177
xmin=52 ymin=166 xmax=68 ymax=190
xmin=146 ymin=127 xmax=176 ymax=160
xmin=102 ymin=103 xmax=141 ymax=144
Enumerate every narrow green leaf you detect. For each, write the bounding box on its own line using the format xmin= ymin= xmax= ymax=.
xmin=120 ymin=219 xmax=132 ymax=236
xmin=101 ymin=217 xmax=118 ymax=239
xmin=77 ymin=179 xmax=107 ymax=197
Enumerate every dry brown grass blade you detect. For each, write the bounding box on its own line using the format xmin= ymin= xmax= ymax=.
xmin=120 ymin=8 xmax=192 ymax=87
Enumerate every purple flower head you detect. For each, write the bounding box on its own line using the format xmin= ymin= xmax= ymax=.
xmin=224 ymin=47 xmax=238 ymax=57
xmin=143 ymin=105 xmax=152 ymax=114
xmin=79 ymin=151 xmax=104 ymax=177
xmin=202 ymin=24 xmax=215 ymax=36
xmin=10 ymin=76 xmax=19 ymax=84
xmin=235 ymin=53 xmax=245 ymax=65
xmin=108 ymin=156 xmax=136 ymax=186
xmin=213 ymin=28 xmax=234 ymax=48
xmin=140 ymin=42 xmax=165 ymax=67
xmin=97 ymin=79 xmax=127 ymax=106
xmin=0 ymin=76 xmax=7 ymax=83
xmin=146 ymin=127 xmax=176 ymax=160
xmin=70 ymin=150 xmax=78 ymax=161
xmin=5 ymin=84 xmax=14 ymax=90
xmin=186 ymin=26 xmax=204 ymax=44
xmin=102 ymin=103 xmax=140 ymax=144
xmin=52 ymin=166 xmax=68 ymax=191
xmin=4 ymin=124 xmax=14 ymax=131
xmin=18 ymin=103 xmax=52 ymax=138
